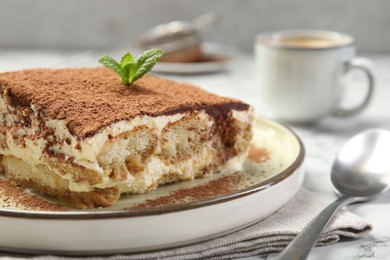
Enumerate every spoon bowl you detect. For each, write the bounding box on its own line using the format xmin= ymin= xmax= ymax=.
xmin=332 ymin=128 xmax=390 ymax=197
xmin=277 ymin=128 xmax=390 ymax=260
xmin=139 ymin=12 xmax=218 ymax=63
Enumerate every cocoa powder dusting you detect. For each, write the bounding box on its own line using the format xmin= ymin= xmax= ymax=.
xmin=0 ymin=68 xmax=250 ymax=138
xmin=248 ymin=145 xmax=270 ymax=163
xmin=131 ymin=174 xmax=242 ymax=209
xmin=0 ymin=179 xmax=67 ymax=211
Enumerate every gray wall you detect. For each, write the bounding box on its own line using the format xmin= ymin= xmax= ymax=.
xmin=0 ymin=0 xmax=389 ymax=53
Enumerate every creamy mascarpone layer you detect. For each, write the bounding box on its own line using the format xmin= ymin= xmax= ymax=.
xmin=0 ymin=96 xmax=253 ymax=193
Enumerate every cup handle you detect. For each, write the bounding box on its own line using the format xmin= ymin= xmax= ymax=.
xmin=333 ymin=57 xmax=377 ymax=117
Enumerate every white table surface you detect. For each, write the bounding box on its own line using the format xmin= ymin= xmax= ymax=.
xmin=0 ymin=48 xmax=389 ymax=260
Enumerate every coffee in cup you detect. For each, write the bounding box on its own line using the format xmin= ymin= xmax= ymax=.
xmin=264 ymin=35 xmax=351 ymax=49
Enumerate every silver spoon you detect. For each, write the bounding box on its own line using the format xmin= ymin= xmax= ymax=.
xmin=277 ymin=128 xmax=390 ymax=260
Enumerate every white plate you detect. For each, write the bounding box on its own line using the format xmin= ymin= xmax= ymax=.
xmin=151 ymin=43 xmax=238 ymax=74
xmin=0 ymin=117 xmax=305 ymax=256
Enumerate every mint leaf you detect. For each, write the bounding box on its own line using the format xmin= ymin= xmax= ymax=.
xmin=120 ymin=52 xmax=133 ymax=68
xmin=98 ymin=49 xmax=163 ymax=85
xmin=121 ymin=63 xmax=132 ymax=85
xmin=98 ymin=56 xmax=122 ymax=76
xmin=120 ymin=53 xmax=136 ymax=84
xmin=132 ymin=49 xmax=164 ymax=84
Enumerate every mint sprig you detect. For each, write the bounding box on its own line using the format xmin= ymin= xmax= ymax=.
xmin=99 ymin=49 xmax=163 ymax=85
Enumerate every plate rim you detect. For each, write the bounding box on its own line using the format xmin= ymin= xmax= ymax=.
xmin=0 ymin=117 xmax=305 ymax=220
xmin=151 ymin=42 xmax=238 ymax=74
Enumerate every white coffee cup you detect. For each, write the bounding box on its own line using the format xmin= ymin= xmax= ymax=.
xmin=255 ymin=30 xmax=376 ymax=124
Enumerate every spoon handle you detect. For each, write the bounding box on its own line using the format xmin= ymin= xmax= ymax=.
xmin=192 ymin=12 xmax=219 ymax=29
xmin=277 ymin=195 xmax=357 ymax=260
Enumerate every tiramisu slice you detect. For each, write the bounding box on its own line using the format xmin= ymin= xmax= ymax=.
xmin=0 ymin=68 xmax=253 ymax=208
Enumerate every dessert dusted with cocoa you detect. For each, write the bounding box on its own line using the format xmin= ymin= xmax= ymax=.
xmin=0 ymin=67 xmax=253 ymax=208
xmin=1 ymin=68 xmax=249 ymax=137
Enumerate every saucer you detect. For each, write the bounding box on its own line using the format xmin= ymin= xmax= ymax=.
xmin=152 ymin=43 xmax=239 ymax=74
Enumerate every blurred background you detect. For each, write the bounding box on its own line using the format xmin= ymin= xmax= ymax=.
xmin=1 ymin=2 xmax=390 ymax=259
xmin=0 ymin=0 xmax=389 ymax=53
